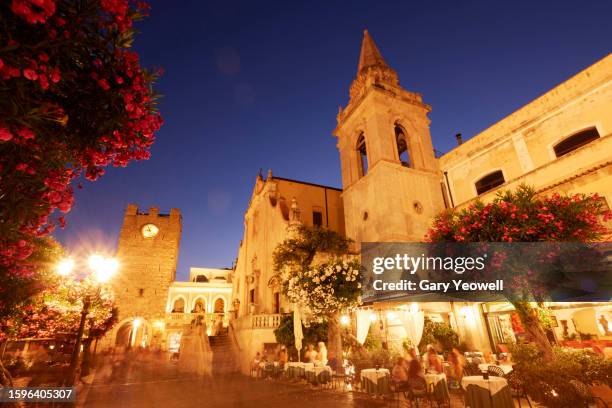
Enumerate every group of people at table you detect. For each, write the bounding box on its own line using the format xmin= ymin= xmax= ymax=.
xmin=387 ymin=345 xmax=515 ymax=407
xmin=391 ymin=345 xmax=492 ymax=388
xmin=251 ymin=342 xmax=515 ymax=407
xmin=252 ymin=342 xmax=340 ymax=379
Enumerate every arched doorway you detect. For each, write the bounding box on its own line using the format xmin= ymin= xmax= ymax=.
xmin=114 ymin=318 xmax=150 ymax=349
xmin=192 ymin=297 xmax=206 ymax=313
xmin=214 ymin=297 xmax=225 ymax=313
xmin=171 ymin=296 xmax=186 ymax=313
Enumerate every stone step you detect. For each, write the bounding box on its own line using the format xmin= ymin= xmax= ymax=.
xmin=209 ymin=334 xmax=238 ymax=374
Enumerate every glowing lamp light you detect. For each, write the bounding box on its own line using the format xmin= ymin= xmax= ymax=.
xmin=133 ymin=318 xmax=142 ymax=328
xmin=89 ymin=254 xmax=119 ymax=283
xmin=88 ymin=254 xmax=104 ymax=271
xmin=386 ymin=311 xmax=396 ymax=320
xmin=369 ymin=313 xmax=378 ymax=322
xmin=340 ymin=315 xmax=350 ymax=326
xmin=56 ymin=258 xmax=75 ymax=276
xmin=206 ymin=329 xmax=212 ymax=336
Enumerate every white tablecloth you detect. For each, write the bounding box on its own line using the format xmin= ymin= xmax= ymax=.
xmin=461 ymin=375 xmax=508 ymax=396
xmin=361 ymin=368 xmax=390 ymax=381
xmin=425 ymin=372 xmax=446 ymax=385
xmin=286 ymin=362 xmax=313 ymax=369
xmin=478 ymin=364 xmax=513 ymax=374
xmin=306 ymin=365 xmax=332 ymax=376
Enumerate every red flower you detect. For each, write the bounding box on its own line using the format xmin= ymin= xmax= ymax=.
xmin=39 ymin=74 xmax=49 ymax=90
xmin=11 ymin=0 xmax=56 ymax=24
xmin=23 ymin=68 xmax=38 ymax=80
xmin=98 ymin=78 xmax=111 ymax=91
xmin=18 ymin=127 xmax=35 ymax=140
xmin=50 ymin=67 xmax=61 ymax=83
xmin=0 ymin=126 xmax=13 ymax=142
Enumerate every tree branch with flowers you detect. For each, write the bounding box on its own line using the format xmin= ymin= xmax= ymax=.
xmin=273 ymin=225 xmax=362 ymax=362
xmin=0 ymin=0 xmax=162 ymax=303
xmin=428 ymin=184 xmax=611 ymax=360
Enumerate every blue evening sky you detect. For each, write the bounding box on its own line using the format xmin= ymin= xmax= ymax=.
xmin=53 ymin=0 xmax=612 ymax=281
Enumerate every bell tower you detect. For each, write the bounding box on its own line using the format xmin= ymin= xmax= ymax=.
xmin=109 ymin=204 xmax=182 ymax=348
xmin=334 ymin=30 xmax=445 ymax=244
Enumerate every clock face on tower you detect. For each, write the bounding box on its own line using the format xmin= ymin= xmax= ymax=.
xmin=141 ymin=223 xmax=159 ymax=238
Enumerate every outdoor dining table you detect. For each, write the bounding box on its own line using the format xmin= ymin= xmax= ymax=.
xmin=360 ymin=368 xmax=390 ymax=395
xmin=286 ymin=362 xmax=313 ymax=379
xmin=261 ymin=361 xmax=283 ymax=378
xmin=305 ymin=365 xmax=332 ymax=384
xmin=461 ymin=375 xmax=514 ymax=408
xmin=425 ymin=372 xmax=450 ymax=403
xmin=478 ymin=363 xmax=513 ymax=374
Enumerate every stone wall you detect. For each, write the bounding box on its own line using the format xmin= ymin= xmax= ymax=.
xmin=103 ymin=204 xmax=182 ymax=349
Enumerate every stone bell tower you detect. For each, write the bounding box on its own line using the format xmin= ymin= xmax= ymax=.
xmin=109 ymin=204 xmax=181 ymax=348
xmin=334 ymin=30 xmax=445 ymax=245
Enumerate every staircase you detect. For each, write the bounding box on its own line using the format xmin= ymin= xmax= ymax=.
xmin=209 ymin=333 xmax=238 ymax=374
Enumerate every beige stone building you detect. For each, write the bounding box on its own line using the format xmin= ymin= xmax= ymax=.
xmin=229 ymin=31 xmax=612 ymax=370
xmin=230 ymin=173 xmax=344 ymax=371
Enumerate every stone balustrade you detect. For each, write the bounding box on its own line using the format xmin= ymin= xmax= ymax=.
xmin=166 ymin=312 xmax=228 ymax=328
xmin=251 ymin=314 xmax=283 ymax=329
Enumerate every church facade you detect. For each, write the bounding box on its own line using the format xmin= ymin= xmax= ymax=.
xmin=229 ymin=32 xmax=612 ymax=372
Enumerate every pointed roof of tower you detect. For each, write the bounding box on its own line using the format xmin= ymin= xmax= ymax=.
xmin=357 ymin=29 xmax=388 ymax=74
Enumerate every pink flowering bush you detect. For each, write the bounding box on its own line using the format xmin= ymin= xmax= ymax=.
xmin=428 ymin=184 xmax=611 ymax=243
xmin=0 ymin=0 xmax=162 ymax=316
xmin=427 ymin=184 xmax=611 ymax=360
xmin=1 ymin=277 xmax=117 ymax=342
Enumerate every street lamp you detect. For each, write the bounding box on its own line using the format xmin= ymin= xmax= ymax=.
xmin=58 ymin=253 xmax=118 ymax=385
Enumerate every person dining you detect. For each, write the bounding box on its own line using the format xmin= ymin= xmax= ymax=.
xmin=252 ymin=352 xmax=261 ymax=377
xmin=407 ymin=356 xmax=425 ymax=380
xmin=316 ymin=342 xmax=328 ymax=366
xmin=304 ymin=344 xmax=318 ymax=363
xmin=423 ymin=345 xmax=443 ymax=373
xmin=391 ymin=357 xmax=410 ymax=391
xmin=278 ymin=346 xmax=288 ymax=368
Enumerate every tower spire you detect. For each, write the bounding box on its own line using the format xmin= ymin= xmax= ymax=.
xmin=357 ymin=29 xmax=388 ymax=75
xmin=346 ymin=29 xmax=399 ymax=104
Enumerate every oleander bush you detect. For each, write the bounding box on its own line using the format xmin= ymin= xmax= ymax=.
xmin=510 ymin=343 xmax=612 ymax=407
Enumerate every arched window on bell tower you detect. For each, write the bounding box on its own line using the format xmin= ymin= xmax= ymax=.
xmin=395 ymin=124 xmax=411 ymax=167
xmin=356 ymin=133 xmax=368 ymax=177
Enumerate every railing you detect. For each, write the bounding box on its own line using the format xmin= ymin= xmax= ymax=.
xmin=251 ymin=314 xmax=283 ymax=329
xmin=166 ymin=312 xmax=229 ymax=328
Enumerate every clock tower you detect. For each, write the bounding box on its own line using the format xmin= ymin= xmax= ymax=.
xmin=109 ymin=204 xmax=182 ymax=348
xmin=334 ymin=31 xmax=445 ymax=245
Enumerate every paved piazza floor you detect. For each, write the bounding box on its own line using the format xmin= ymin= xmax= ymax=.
xmin=82 ymin=354 xmax=533 ymax=407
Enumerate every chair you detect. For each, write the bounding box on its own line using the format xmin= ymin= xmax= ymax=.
xmin=331 ymin=372 xmax=345 ymax=389
xmin=390 ymin=379 xmax=411 ymax=407
xmin=463 ymin=363 xmax=481 ymax=376
xmin=570 ymin=380 xmax=609 ymax=408
xmin=407 ymin=376 xmax=431 ymax=407
xmin=487 ymin=365 xmax=505 ymax=377
xmin=506 ymin=371 xmax=532 ymax=408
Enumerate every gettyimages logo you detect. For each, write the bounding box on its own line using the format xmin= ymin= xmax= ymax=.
xmin=372 ymin=253 xmax=488 ymax=275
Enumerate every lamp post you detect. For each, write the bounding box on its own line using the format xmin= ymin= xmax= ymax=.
xmin=57 ymin=254 xmax=118 ymax=386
